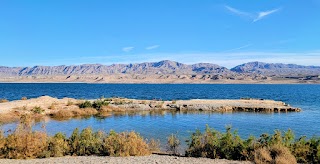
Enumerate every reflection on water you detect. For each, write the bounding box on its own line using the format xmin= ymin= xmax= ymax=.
xmin=1 ymin=110 xmax=319 ymax=150
xmin=1 ymin=84 xmax=320 ymax=149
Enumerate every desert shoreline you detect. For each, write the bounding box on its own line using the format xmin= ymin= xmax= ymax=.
xmin=0 ymin=80 xmax=320 ymax=84
xmin=0 ymin=154 xmax=252 ymax=164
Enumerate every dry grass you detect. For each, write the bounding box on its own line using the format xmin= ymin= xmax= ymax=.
xmin=50 ymin=108 xmax=98 ymax=120
xmin=101 ymin=105 xmax=125 ymax=112
xmin=254 ymin=147 xmax=272 ymax=164
xmin=0 ymin=130 xmax=5 ymax=158
xmin=0 ymin=111 xmax=21 ymax=124
xmin=271 ymin=144 xmax=297 ymax=164
xmin=167 ymin=133 xmax=180 ymax=155
xmin=51 ymin=109 xmax=75 ymax=119
xmin=148 ymin=138 xmax=161 ymax=152
xmin=82 ymin=108 xmax=98 ymax=116
xmin=96 ymin=109 xmax=112 ymax=117
xmin=67 ymin=100 xmax=74 ymax=106
xmin=21 ymin=97 xmax=28 ymax=100
xmin=48 ymin=103 xmax=58 ymax=110
xmin=0 ymin=99 xmax=9 ymax=103
xmin=254 ymin=144 xmax=297 ymax=164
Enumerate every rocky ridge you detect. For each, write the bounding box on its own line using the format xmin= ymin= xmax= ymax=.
xmin=0 ymin=60 xmax=319 ymax=83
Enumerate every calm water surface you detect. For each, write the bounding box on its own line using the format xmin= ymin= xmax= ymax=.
xmin=1 ymin=83 xmax=320 ymax=147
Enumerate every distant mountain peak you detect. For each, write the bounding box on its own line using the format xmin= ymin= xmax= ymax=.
xmin=1 ymin=61 xmax=320 ymax=78
xmin=231 ymin=61 xmax=320 ymax=76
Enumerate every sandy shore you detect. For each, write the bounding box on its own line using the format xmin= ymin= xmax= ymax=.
xmin=0 ymin=155 xmax=252 ymax=164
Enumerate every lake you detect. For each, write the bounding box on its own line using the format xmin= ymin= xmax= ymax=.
xmin=1 ymin=83 xmax=320 ymax=149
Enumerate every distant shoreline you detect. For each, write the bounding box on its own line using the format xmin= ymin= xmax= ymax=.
xmin=0 ymin=80 xmax=319 ymax=84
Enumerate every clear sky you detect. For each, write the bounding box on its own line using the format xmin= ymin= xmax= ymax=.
xmin=1 ymin=0 xmax=319 ymax=68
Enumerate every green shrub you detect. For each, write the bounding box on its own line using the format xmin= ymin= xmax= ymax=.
xmin=48 ymin=132 xmax=69 ymax=157
xmin=186 ymin=125 xmax=250 ymax=160
xmin=92 ymin=99 xmax=109 ymax=110
xmin=68 ymin=128 xmax=80 ymax=155
xmin=32 ymin=106 xmax=45 ymax=114
xmin=308 ymin=136 xmax=320 ymax=163
xmin=78 ymin=101 xmax=93 ymax=109
xmin=77 ymin=127 xmax=104 ymax=156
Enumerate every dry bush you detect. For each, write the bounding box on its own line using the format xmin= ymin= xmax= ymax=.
xmin=0 ymin=99 xmax=9 ymax=103
xmin=21 ymin=97 xmax=27 ymax=100
xmin=271 ymin=144 xmax=297 ymax=164
xmin=82 ymin=108 xmax=98 ymax=116
xmin=70 ymin=108 xmax=85 ymax=117
xmin=167 ymin=133 xmax=180 ymax=155
xmin=51 ymin=107 xmax=97 ymax=120
xmin=254 ymin=147 xmax=272 ymax=164
xmin=148 ymin=138 xmax=161 ymax=152
xmin=51 ymin=110 xmax=74 ymax=119
xmin=103 ymin=131 xmax=150 ymax=157
xmin=254 ymin=145 xmax=297 ymax=164
xmin=5 ymin=115 xmax=48 ymax=159
xmin=6 ymin=131 xmax=48 ymax=159
xmin=0 ymin=131 xmax=6 ymax=158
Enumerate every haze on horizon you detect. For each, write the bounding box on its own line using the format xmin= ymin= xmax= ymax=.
xmin=0 ymin=0 xmax=319 ymax=68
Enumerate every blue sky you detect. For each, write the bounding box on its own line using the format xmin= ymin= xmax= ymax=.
xmin=0 ymin=0 xmax=319 ymax=68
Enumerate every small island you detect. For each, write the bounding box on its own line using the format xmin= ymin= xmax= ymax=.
xmin=0 ymin=96 xmax=301 ymax=124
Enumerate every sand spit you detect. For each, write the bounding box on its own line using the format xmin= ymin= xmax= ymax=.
xmin=0 ymin=154 xmax=252 ymax=164
xmin=0 ymin=96 xmax=301 ymax=115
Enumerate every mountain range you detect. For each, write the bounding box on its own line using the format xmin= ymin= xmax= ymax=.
xmin=0 ymin=60 xmax=319 ymax=83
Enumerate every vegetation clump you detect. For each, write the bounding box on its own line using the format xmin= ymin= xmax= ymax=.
xmin=185 ymin=125 xmax=320 ymax=163
xmin=103 ymin=130 xmax=150 ymax=156
xmin=92 ymin=99 xmax=109 ymax=111
xmin=148 ymin=138 xmax=161 ymax=152
xmin=0 ymin=115 xmax=151 ymax=159
xmin=167 ymin=133 xmax=180 ymax=155
xmin=0 ymin=99 xmax=9 ymax=103
xmin=21 ymin=97 xmax=27 ymax=100
xmin=0 ymin=116 xmax=320 ymax=163
xmin=78 ymin=101 xmax=93 ymax=108
xmin=31 ymin=106 xmax=45 ymax=114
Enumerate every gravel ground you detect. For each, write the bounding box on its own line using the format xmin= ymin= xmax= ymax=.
xmin=0 ymin=155 xmax=253 ymax=164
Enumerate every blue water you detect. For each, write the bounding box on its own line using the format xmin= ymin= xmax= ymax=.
xmin=1 ymin=83 xmax=320 ymax=148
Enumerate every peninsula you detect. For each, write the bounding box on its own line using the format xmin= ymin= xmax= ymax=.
xmin=0 ymin=96 xmax=301 ymax=123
